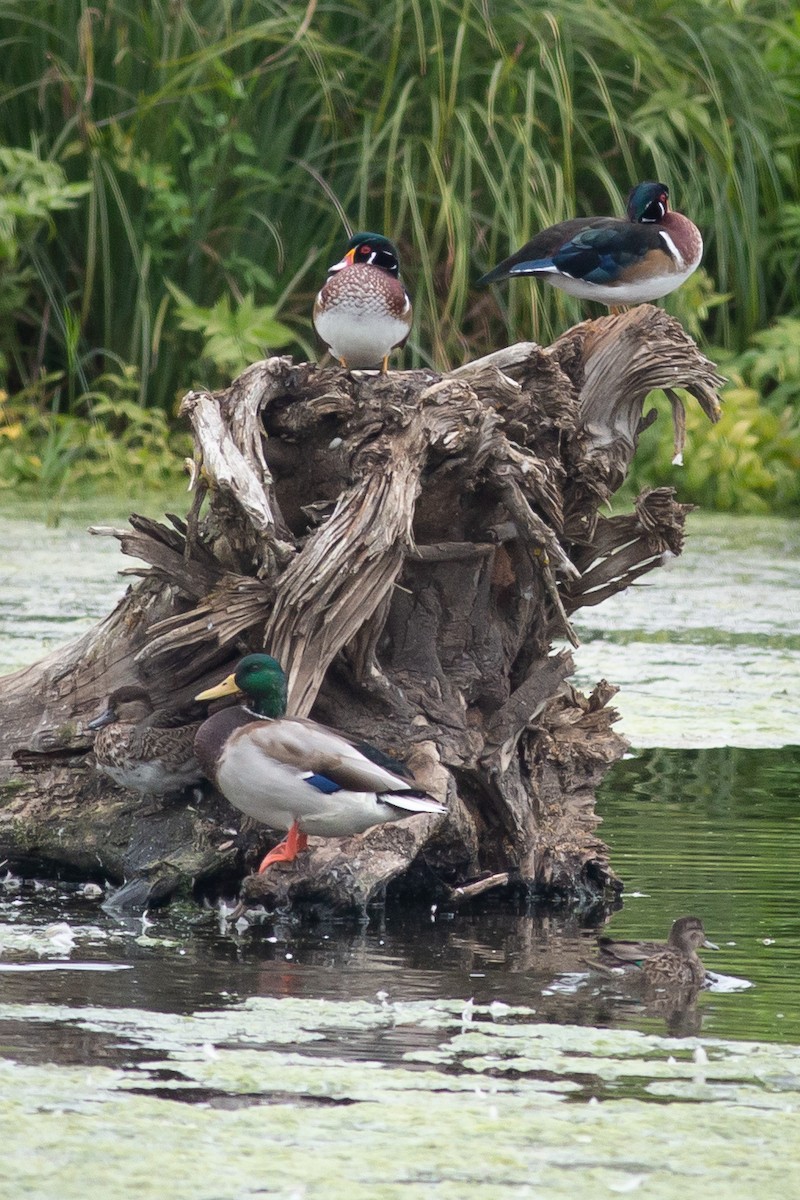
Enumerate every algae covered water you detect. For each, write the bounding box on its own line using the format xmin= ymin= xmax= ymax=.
xmin=1 ymin=501 xmax=799 ymax=1197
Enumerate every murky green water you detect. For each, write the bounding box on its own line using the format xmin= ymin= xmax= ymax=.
xmin=570 ymin=513 xmax=800 ymax=748
xmin=1 ymin=500 xmax=799 ymax=1195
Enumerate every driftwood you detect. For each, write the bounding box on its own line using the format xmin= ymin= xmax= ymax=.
xmin=0 ymin=306 xmax=723 ymax=914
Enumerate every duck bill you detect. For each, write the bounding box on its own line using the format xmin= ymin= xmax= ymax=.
xmin=327 ymin=247 xmax=357 ymax=274
xmin=87 ymin=708 xmax=115 ymax=731
xmin=702 ymin=938 xmax=720 ymax=951
xmin=195 ymin=673 xmax=242 ymax=702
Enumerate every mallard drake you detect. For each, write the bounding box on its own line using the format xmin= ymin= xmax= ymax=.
xmin=87 ymin=686 xmax=203 ymax=798
xmin=313 ymin=232 xmax=413 ymax=372
xmin=597 ymin=915 xmax=719 ymax=988
xmin=477 ymin=182 xmax=702 ymax=310
xmin=194 ymin=654 xmax=446 ymax=873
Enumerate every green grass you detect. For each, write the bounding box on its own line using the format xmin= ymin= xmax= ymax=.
xmin=0 ymin=0 xmax=798 ymax=503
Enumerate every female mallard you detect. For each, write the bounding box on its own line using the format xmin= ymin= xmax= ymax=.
xmin=194 ymin=654 xmax=446 ymax=873
xmin=87 ymin=685 xmax=203 ymax=798
xmin=597 ymin=915 xmax=718 ymax=988
xmin=477 ymin=182 xmax=702 ymax=310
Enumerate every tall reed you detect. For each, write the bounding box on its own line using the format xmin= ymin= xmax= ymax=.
xmin=0 ymin=0 xmax=796 ymax=406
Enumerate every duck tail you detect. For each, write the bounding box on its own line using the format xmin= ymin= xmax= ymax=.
xmin=382 ymin=790 xmax=447 ymax=816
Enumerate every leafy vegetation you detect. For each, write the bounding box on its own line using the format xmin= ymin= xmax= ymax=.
xmin=0 ymin=369 xmax=189 ymax=506
xmin=0 ymin=0 xmax=797 ymax=503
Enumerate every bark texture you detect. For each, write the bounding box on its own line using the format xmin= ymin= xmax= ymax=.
xmin=0 ymin=306 xmax=723 ymax=913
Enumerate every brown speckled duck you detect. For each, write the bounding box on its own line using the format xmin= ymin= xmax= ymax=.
xmin=313 ymin=232 xmax=412 ymax=372
xmin=87 ymin=686 xmax=203 ymax=799
xmin=597 ymin=915 xmax=718 ymax=988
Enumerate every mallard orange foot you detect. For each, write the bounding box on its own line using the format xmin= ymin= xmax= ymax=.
xmin=257 ymin=820 xmax=309 ymax=873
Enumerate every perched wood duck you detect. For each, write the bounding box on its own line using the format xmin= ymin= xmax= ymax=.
xmin=313 ymin=232 xmax=413 ymax=372
xmin=597 ymin=915 xmax=719 ymax=988
xmin=87 ymin=686 xmax=203 ymax=798
xmin=194 ymin=653 xmax=446 ymax=873
xmin=477 ymin=182 xmax=702 ymax=310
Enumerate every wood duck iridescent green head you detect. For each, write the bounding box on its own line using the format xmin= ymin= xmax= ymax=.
xmin=477 ymin=182 xmax=702 ymax=311
xmin=313 ymin=232 xmax=413 ymax=372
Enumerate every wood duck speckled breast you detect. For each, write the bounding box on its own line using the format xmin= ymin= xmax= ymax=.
xmin=313 ymin=232 xmax=413 ymax=372
xmin=477 ymin=182 xmax=702 ymax=311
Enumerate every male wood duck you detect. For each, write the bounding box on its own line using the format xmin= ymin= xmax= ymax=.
xmin=313 ymin=232 xmax=413 ymax=372
xmin=87 ymin=686 xmax=203 ymax=798
xmin=194 ymin=653 xmax=446 ymax=873
xmin=477 ymin=182 xmax=702 ymax=310
xmin=597 ymin=915 xmax=719 ymax=988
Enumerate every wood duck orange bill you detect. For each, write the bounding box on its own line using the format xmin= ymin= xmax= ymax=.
xmin=313 ymin=232 xmax=413 ymax=372
xmin=477 ymin=182 xmax=703 ymax=311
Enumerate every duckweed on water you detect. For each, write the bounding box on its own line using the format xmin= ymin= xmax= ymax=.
xmin=0 ymin=996 xmax=798 ymax=1199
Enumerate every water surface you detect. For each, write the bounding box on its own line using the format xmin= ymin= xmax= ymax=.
xmin=0 ymin=502 xmax=797 ymax=1044
xmin=1 ymin=500 xmax=798 ymax=1194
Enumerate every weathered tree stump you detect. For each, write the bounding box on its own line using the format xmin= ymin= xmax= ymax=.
xmin=0 ymin=306 xmax=723 ymax=914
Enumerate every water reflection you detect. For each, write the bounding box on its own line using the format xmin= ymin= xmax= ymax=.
xmin=1 ymin=500 xmax=799 ymax=1057
xmin=2 ymin=740 xmax=799 ymax=1065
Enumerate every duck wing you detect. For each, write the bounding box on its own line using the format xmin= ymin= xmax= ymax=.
xmin=597 ymin=937 xmax=665 ymax=966
xmin=478 ymin=216 xmax=621 ymax=285
xmin=247 ymin=718 xmax=435 ymax=798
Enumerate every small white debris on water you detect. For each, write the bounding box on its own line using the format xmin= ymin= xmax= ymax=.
xmin=329 ymin=437 xmax=343 ymax=449
xmin=693 ymin=1045 xmax=709 ymax=1065
xmin=45 ymin=922 xmax=76 ymax=954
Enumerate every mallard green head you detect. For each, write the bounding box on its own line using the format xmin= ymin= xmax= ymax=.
xmin=329 ymin=232 xmax=401 ymax=278
xmin=195 ymin=653 xmax=288 ymax=718
xmin=626 ymin=181 xmax=669 ymax=224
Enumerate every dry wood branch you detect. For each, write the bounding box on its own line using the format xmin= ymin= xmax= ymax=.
xmin=551 ymin=306 xmax=724 ymax=528
xmin=445 ymin=872 xmax=510 ymax=905
xmin=0 ymin=308 xmax=723 ymax=913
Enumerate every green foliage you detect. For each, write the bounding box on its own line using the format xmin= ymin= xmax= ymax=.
xmin=0 ymin=1 xmax=797 ymax=505
xmin=167 ymin=284 xmax=299 ymax=383
xmin=0 ymin=368 xmax=187 ymax=505
xmin=0 ymin=146 xmax=90 ymax=378
xmin=624 ymin=318 xmax=800 ymax=513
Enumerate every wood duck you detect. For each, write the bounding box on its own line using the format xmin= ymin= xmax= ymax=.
xmin=597 ymin=915 xmax=719 ymax=988
xmin=194 ymin=654 xmax=446 ymax=873
xmin=477 ymin=182 xmax=703 ymax=311
xmin=313 ymin=232 xmax=413 ymax=372
xmin=87 ymin=686 xmax=203 ymax=798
